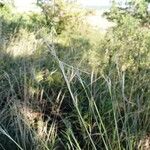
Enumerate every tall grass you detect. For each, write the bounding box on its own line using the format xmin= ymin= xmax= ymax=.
xmin=0 ymin=2 xmax=150 ymax=150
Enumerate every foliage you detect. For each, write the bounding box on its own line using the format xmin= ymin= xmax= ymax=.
xmin=0 ymin=1 xmax=150 ymax=150
xmin=38 ymin=0 xmax=86 ymax=34
xmin=105 ymin=0 xmax=150 ymax=25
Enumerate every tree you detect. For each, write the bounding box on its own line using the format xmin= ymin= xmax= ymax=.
xmin=105 ymin=0 xmax=150 ymax=26
xmin=38 ymin=0 xmax=86 ymax=34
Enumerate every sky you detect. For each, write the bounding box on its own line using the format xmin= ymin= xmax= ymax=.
xmin=14 ymin=0 xmax=112 ymax=8
xmin=77 ymin=0 xmax=127 ymax=7
xmin=78 ymin=0 xmax=111 ymax=6
xmin=14 ymin=0 xmax=112 ymax=12
xmin=13 ymin=0 xmax=127 ymax=12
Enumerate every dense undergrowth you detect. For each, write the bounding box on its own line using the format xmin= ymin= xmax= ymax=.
xmin=0 ymin=1 xmax=150 ymax=150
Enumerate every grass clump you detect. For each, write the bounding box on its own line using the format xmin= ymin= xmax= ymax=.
xmin=0 ymin=1 xmax=150 ymax=150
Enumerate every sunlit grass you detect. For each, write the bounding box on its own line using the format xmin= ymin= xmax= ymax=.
xmin=0 ymin=2 xmax=150 ymax=150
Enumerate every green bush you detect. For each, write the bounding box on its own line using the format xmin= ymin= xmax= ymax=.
xmin=39 ymin=0 xmax=86 ymax=34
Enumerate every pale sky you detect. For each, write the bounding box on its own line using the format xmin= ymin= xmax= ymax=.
xmin=14 ymin=0 xmax=122 ymax=8
xmin=14 ymin=0 xmax=125 ymax=12
xmin=78 ymin=0 xmax=111 ymax=6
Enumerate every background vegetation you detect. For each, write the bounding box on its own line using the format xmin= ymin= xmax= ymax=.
xmin=0 ymin=0 xmax=150 ymax=149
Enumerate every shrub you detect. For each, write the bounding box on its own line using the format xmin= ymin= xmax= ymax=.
xmin=38 ymin=0 xmax=86 ymax=34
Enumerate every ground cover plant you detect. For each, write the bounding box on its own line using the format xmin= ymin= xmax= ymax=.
xmin=0 ymin=0 xmax=150 ymax=149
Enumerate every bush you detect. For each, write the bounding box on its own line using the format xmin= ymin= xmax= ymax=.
xmin=38 ymin=0 xmax=86 ymax=34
